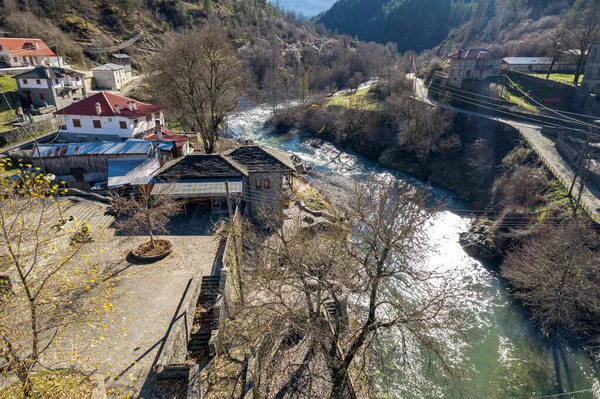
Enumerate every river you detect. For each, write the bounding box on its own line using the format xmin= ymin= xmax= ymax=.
xmin=228 ymin=104 xmax=600 ymax=399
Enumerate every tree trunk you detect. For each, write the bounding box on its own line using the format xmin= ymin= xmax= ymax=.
xmin=545 ymin=59 xmax=556 ymax=80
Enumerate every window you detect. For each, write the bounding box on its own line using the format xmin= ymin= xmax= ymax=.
xmin=77 ymin=136 xmax=87 ymax=143
xmin=72 ymin=119 xmax=82 ymax=128
xmin=13 ymin=57 xmax=17 ymax=62
xmin=263 ymin=179 xmax=270 ymax=189
xmin=119 ymin=121 xmax=127 ymax=129
xmin=23 ymin=79 xmax=28 ymax=84
xmin=35 ymin=79 xmax=41 ymax=84
xmin=55 ymin=79 xmax=59 ymax=84
xmin=467 ymin=60 xmax=472 ymax=67
xmin=133 ymin=119 xmax=139 ymax=127
xmin=255 ymin=179 xmax=262 ymax=189
xmin=466 ymin=70 xmax=471 ymax=77
xmin=39 ymin=93 xmax=45 ymax=101
xmin=93 ymin=120 xmax=101 ymax=129
xmin=107 ymin=118 xmax=112 ymax=122
xmin=146 ymin=115 xmax=152 ymax=122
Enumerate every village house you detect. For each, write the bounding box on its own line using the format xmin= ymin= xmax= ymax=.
xmin=225 ymin=145 xmax=296 ymax=217
xmin=92 ymin=63 xmax=133 ymax=91
xmin=0 ymin=38 xmax=64 ymax=68
xmin=152 ymin=154 xmax=246 ymax=214
xmin=143 ymin=127 xmax=192 ymax=158
xmin=503 ymin=57 xmax=553 ymax=73
xmin=448 ymin=48 xmax=503 ymax=88
xmin=13 ymin=65 xmax=86 ymax=110
xmin=32 ymin=140 xmax=159 ymax=190
xmin=581 ymin=42 xmax=600 ymax=95
xmin=151 ymin=145 xmax=296 ymax=217
xmin=110 ymin=53 xmax=131 ymax=71
xmin=55 ymin=91 xmax=165 ymax=142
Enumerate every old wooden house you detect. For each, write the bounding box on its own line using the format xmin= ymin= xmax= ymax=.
xmin=32 ymin=141 xmax=157 ymax=190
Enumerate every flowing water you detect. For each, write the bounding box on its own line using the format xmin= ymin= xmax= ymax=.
xmin=228 ymin=104 xmax=600 ymax=399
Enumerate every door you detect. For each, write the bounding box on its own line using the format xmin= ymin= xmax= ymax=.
xmin=25 ymin=91 xmax=31 ymax=104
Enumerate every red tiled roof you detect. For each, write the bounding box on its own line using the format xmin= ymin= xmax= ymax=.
xmin=144 ymin=127 xmax=189 ymax=149
xmin=55 ymin=92 xmax=162 ymax=119
xmin=0 ymin=38 xmax=56 ymax=57
xmin=448 ymin=48 xmax=500 ymax=60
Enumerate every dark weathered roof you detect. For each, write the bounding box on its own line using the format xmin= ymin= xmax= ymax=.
xmin=448 ymin=48 xmax=500 ymax=60
xmin=13 ymin=65 xmax=84 ymax=79
xmin=225 ymin=146 xmax=295 ymax=173
xmin=157 ymin=155 xmax=247 ymax=180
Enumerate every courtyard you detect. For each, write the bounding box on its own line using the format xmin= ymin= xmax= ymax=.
xmin=39 ymin=197 xmax=222 ymax=398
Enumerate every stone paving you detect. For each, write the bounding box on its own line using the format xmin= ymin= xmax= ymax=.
xmin=44 ymin=198 xmax=221 ymax=398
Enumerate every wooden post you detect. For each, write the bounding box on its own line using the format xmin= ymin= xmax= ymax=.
xmin=225 ymin=181 xmax=244 ymax=305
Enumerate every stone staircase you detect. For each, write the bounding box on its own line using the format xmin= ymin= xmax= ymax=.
xmin=188 ymin=275 xmax=222 ymax=357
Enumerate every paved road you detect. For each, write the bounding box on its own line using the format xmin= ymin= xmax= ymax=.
xmin=409 ymin=75 xmax=600 ymax=221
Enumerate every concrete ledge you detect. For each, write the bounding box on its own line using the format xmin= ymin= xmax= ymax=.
xmin=156 ymin=273 xmax=204 ymax=368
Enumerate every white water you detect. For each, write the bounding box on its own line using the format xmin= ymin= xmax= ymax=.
xmin=228 ymin=104 xmax=600 ymax=398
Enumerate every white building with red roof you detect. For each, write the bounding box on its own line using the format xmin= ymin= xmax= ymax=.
xmin=55 ymin=91 xmax=165 ymax=142
xmin=447 ymin=48 xmax=503 ymax=88
xmin=0 ymin=38 xmax=63 ymax=68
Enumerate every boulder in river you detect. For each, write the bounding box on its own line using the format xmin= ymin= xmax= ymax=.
xmin=459 ymin=219 xmax=502 ymax=266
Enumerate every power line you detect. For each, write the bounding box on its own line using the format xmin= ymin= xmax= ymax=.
xmin=528 ymin=388 xmax=593 ymax=399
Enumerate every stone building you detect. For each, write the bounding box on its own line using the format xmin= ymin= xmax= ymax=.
xmin=13 ymin=66 xmax=86 ymax=110
xmin=92 ymin=63 xmax=133 ymax=90
xmin=447 ymin=48 xmax=503 ymax=88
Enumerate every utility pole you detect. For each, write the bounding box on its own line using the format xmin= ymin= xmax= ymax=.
xmin=225 ymin=181 xmax=244 ymax=305
xmin=32 ymin=141 xmax=46 ymax=175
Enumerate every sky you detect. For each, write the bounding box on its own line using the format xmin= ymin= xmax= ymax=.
xmin=271 ymin=0 xmax=336 ymax=17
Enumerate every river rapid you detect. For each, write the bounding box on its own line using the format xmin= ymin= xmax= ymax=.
xmin=228 ymin=104 xmax=600 ymax=399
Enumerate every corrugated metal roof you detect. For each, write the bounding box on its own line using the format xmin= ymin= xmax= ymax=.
xmin=504 ymin=57 xmax=553 ymax=65
xmin=151 ymin=178 xmax=243 ymax=198
xmin=92 ymin=63 xmax=126 ymax=71
xmin=108 ymin=157 xmax=161 ymax=188
xmin=127 ymin=138 xmax=174 ymax=151
xmin=34 ymin=141 xmax=152 ymax=158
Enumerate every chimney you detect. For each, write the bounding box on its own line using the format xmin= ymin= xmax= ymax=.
xmin=114 ymin=104 xmax=120 ymax=114
xmin=127 ymin=101 xmax=133 ymax=111
xmin=155 ymin=120 xmax=162 ymax=141
xmin=95 ymin=102 xmax=101 ymax=116
xmin=132 ymin=101 xmax=137 ymax=110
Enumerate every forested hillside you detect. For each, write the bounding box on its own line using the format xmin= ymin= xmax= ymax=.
xmin=315 ymin=0 xmax=576 ymax=54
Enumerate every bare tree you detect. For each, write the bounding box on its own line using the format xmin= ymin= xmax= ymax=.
xmin=223 ymin=178 xmax=470 ymax=398
xmin=149 ymin=26 xmax=246 ymax=154
xmin=386 ymin=93 xmax=456 ymax=160
xmin=565 ymin=1 xmax=600 ymax=85
xmin=502 ymin=220 xmax=600 ymax=335
xmin=546 ymin=26 xmax=566 ymax=80
xmin=112 ymin=184 xmax=180 ymax=251
xmin=348 ymin=72 xmax=363 ymax=93
xmin=0 ymin=160 xmax=109 ymax=397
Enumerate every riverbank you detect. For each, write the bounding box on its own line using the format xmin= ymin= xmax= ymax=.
xmin=266 ymin=95 xmax=600 ymax=355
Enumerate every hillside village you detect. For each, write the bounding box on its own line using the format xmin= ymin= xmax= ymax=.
xmin=2 ymin=0 xmax=600 ymax=398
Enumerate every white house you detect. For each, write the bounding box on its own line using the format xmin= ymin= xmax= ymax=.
xmin=0 ymin=38 xmax=64 ymax=68
xmin=92 ymin=63 xmax=133 ymax=90
xmin=13 ymin=66 xmax=86 ymax=110
xmin=55 ymin=91 xmax=165 ymax=143
xmin=581 ymin=42 xmax=600 ymax=95
xmin=448 ymin=48 xmax=503 ymax=88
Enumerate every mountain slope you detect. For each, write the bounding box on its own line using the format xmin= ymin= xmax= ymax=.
xmin=315 ymin=0 xmax=575 ymax=54
xmin=315 ymin=0 xmax=473 ymax=52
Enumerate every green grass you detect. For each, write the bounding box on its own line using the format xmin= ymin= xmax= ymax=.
xmin=327 ymin=88 xmax=379 ymax=110
xmin=530 ymin=73 xmax=582 ymax=86
xmin=0 ymin=75 xmax=18 ymax=132
xmin=0 ymin=75 xmax=17 ymax=92
xmin=501 ymin=88 xmax=539 ymax=113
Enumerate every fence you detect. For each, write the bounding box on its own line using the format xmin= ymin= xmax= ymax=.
xmin=518 ymin=127 xmax=600 ymax=223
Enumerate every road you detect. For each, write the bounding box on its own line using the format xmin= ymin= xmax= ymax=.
xmin=409 ymin=75 xmax=600 ymax=222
